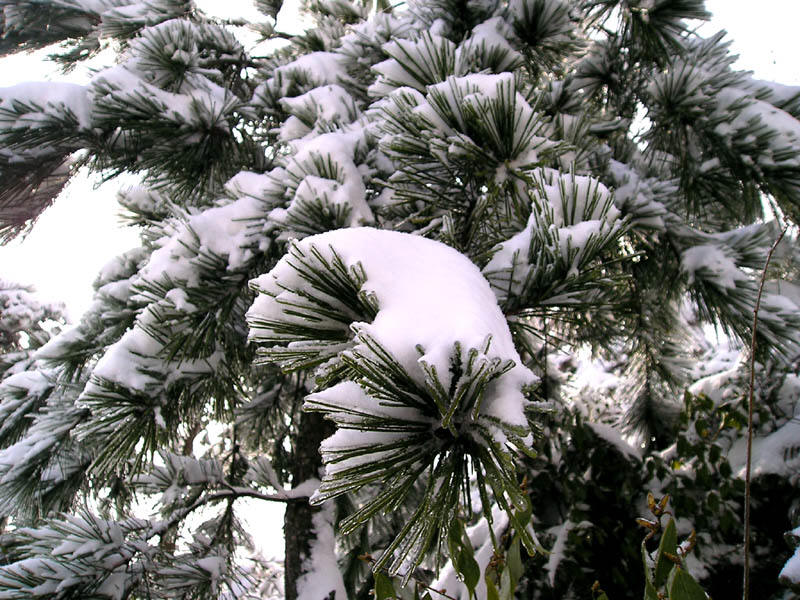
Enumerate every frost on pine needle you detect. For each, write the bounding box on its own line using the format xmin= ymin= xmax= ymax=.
xmin=0 ymin=82 xmax=91 ymax=133
xmin=0 ymin=511 xmax=151 ymax=599
xmin=681 ymin=244 xmax=746 ymax=290
xmin=0 ymin=395 xmax=88 ymax=519
xmin=0 ymin=83 xmax=90 ymax=240
xmin=0 ymin=370 xmax=53 ymax=447
xmin=368 ymin=33 xmax=460 ymax=97
xmin=71 ymin=189 xmax=271 ymax=474
xmin=484 ymin=169 xmax=627 ymax=311
xmin=278 ymin=84 xmax=361 ymax=143
xmin=247 ymin=227 xmax=540 ymax=576
xmin=268 ymin=128 xmax=375 ymax=236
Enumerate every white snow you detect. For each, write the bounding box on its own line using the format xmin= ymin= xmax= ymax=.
xmin=780 ymin=527 xmax=800 ymax=584
xmin=606 ymin=159 xmax=669 ymax=230
xmin=86 ymin=326 xmax=162 ymax=392
xmin=281 ymin=129 xmax=374 ymax=228
xmin=82 ymin=198 xmax=258 ymax=395
xmin=460 ymin=16 xmax=521 ymax=72
xmin=681 ymin=245 xmax=746 ymax=290
xmin=0 ymin=406 xmax=81 ymax=493
xmin=545 ymin=520 xmax=572 ymax=586
xmin=196 ymin=556 xmax=226 ymax=581
xmin=712 ymin=86 xmax=800 ymax=168
xmin=139 ymin=195 xmax=265 ymax=286
xmin=369 ymin=33 xmax=457 ymax=96
xmin=483 ymin=221 xmax=532 ymax=299
xmin=308 ymin=381 xmax=421 ymax=438
xmin=744 ymin=78 xmax=800 ymax=104
xmin=688 ymin=361 xmax=742 ymax=406
xmin=223 ymin=171 xmax=275 ymax=202
xmin=295 ymin=504 xmax=346 ymax=600
xmin=84 ymin=311 xmax=224 ymax=394
xmin=539 ymin=173 xmax=618 ymax=225
xmin=0 ymin=370 xmax=51 ymax=397
xmin=279 ymin=84 xmax=359 ymax=142
xmin=249 ymin=227 xmax=535 ymax=429
xmin=729 ymin=414 xmax=800 ymax=478
xmin=484 ymin=170 xmax=623 ymax=297
xmin=269 ymin=52 xmax=351 ymax=97
xmin=91 ymin=50 xmax=236 ymax=133
xmin=587 ymin=422 xmax=641 ymax=461
xmin=425 ymin=73 xmax=521 ymax=131
xmin=0 ymin=82 xmax=92 ymax=130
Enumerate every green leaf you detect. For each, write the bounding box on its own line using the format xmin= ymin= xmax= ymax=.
xmin=668 ymin=567 xmax=707 ymax=600
xmin=709 ymin=443 xmax=721 ymax=463
xmin=374 ymin=572 xmax=396 ymax=600
xmin=515 ymin=501 xmax=533 ymax=531
xmin=655 ymin=518 xmax=678 ymax=587
xmin=707 ymin=491 xmax=720 ymax=513
xmin=486 ymin=575 xmax=500 ymax=600
xmin=641 ymin=541 xmax=653 ymax=585
xmin=457 ymin=548 xmax=481 ymax=597
xmin=645 ymin=577 xmax=659 ymax=600
xmin=499 ymin=566 xmax=514 ymax=600
xmin=507 ymin=536 xmax=523 ymax=586
xmin=448 ymin=519 xmax=466 ymax=562
xmin=642 ymin=536 xmax=659 ymax=600
xmin=447 ymin=518 xmax=480 ymax=597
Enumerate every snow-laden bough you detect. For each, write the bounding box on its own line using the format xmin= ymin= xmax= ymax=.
xmin=246 ymin=227 xmax=541 ymax=576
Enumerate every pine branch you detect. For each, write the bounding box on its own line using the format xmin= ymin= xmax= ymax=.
xmin=0 ymin=156 xmax=74 ymax=243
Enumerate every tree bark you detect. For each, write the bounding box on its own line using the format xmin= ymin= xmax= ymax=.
xmin=284 ymin=410 xmax=334 ymax=600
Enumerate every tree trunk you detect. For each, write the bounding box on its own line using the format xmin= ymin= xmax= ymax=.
xmin=284 ymin=410 xmax=334 ymax=600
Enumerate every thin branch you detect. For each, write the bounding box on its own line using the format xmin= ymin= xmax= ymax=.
xmin=207 ymin=485 xmax=303 ymax=505
xmin=744 ymin=225 xmax=787 ymax=600
xmin=104 ymin=485 xmax=301 ymax=572
xmin=416 ymin=581 xmax=458 ymax=600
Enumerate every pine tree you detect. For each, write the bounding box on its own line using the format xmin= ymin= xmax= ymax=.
xmin=1 ymin=0 xmax=800 ymax=598
xmin=0 ymin=280 xmax=65 ymax=375
xmin=0 ymin=281 xmax=66 ymax=536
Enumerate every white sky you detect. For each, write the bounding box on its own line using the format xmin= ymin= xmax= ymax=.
xmin=702 ymin=0 xmax=800 ymax=84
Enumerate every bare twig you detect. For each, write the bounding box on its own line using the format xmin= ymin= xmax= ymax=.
xmin=416 ymin=581 xmax=459 ymax=600
xmin=744 ymin=225 xmax=787 ymax=600
xmin=104 ymin=484 xmax=299 ymax=573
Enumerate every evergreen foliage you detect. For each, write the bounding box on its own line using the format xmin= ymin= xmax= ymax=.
xmin=1 ymin=0 xmax=800 ymax=598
